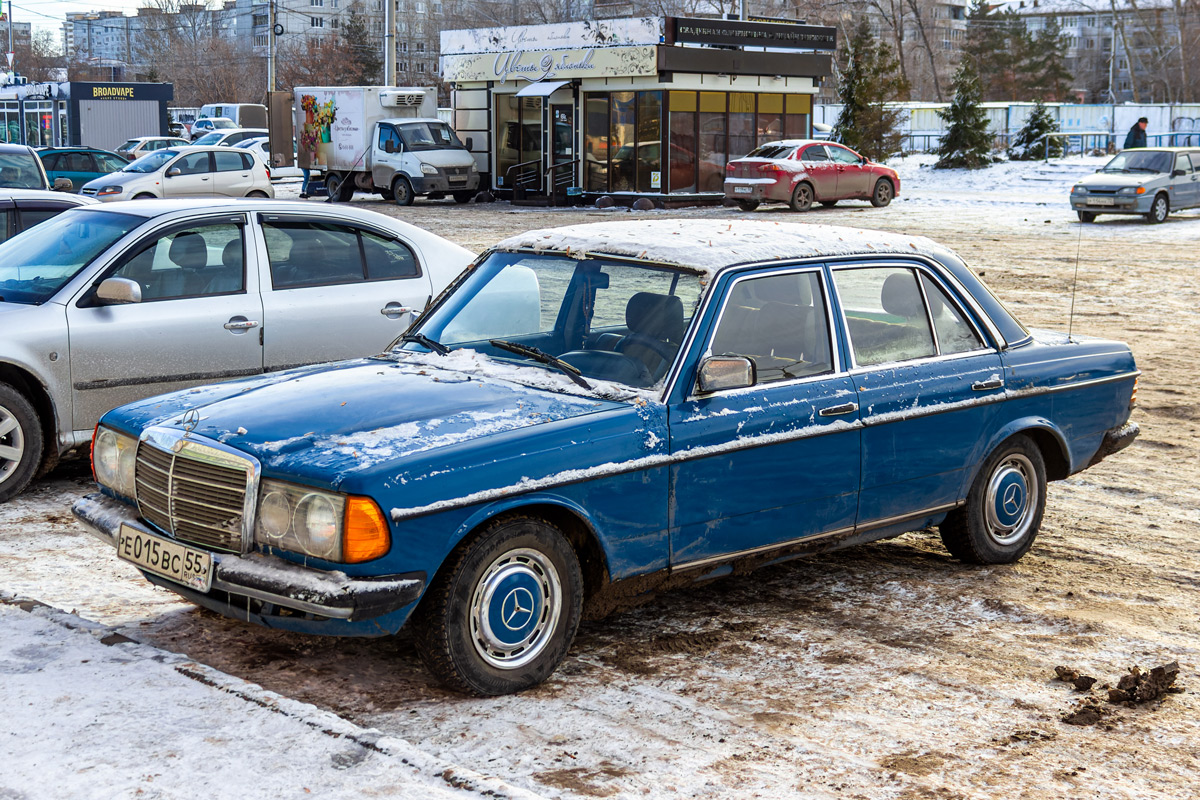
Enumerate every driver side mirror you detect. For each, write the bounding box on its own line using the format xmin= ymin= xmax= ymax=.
xmin=96 ymin=277 xmax=142 ymax=305
xmin=465 ymin=136 xmax=474 ymax=150
xmin=166 ymin=167 xmax=181 ymax=177
xmin=384 ymin=140 xmax=395 ymax=154
xmin=53 ymin=177 xmax=73 ymax=191
xmin=697 ymin=356 xmax=756 ymax=393
xmin=1172 ymin=169 xmax=1186 ymax=177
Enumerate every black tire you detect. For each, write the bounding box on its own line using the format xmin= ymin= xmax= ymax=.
xmin=939 ymin=434 xmax=1047 ymax=565
xmin=412 ymin=515 xmax=583 ymax=695
xmin=0 ymin=383 xmax=44 ymax=504
xmin=392 ymin=176 xmax=415 ymax=206
xmin=1077 ymin=210 xmax=1096 ymax=223
xmin=453 ymin=191 xmax=474 ymax=204
xmin=871 ymin=178 xmax=895 ymax=208
xmin=789 ymin=182 xmax=814 ymax=212
xmin=324 ymin=173 xmax=343 ymax=202
xmin=1146 ymin=193 xmax=1168 ymax=224
xmin=736 ymin=199 xmax=759 ymax=212
xmin=132 ymin=193 xmax=156 ymax=200
xmin=246 ymin=190 xmax=269 ymax=198
xmin=819 ymin=199 xmax=838 ymax=208
xmin=378 ymin=185 xmax=395 ymax=201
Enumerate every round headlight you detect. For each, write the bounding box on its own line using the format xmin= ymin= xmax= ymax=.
xmin=94 ymin=429 xmax=121 ymax=485
xmin=259 ymin=491 xmax=292 ymax=541
xmin=296 ymin=493 xmax=339 ymax=558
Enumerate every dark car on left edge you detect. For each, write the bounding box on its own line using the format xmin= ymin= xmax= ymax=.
xmin=0 ymin=142 xmax=71 ymax=192
xmin=37 ymin=146 xmax=130 ymax=193
xmin=74 ymin=220 xmax=1139 ymax=697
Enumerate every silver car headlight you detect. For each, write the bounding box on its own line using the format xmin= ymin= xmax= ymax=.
xmin=1071 ymin=185 xmax=1087 ymax=194
xmin=93 ymin=426 xmax=138 ymax=498
xmin=254 ymin=479 xmax=390 ymax=563
xmin=96 ymin=185 xmax=124 ymax=196
xmin=1117 ymin=186 xmax=1140 ymax=195
xmin=420 ymin=162 xmax=438 ymax=175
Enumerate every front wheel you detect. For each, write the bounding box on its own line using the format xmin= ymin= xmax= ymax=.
xmin=789 ymin=182 xmax=814 ymax=212
xmin=1077 ymin=210 xmax=1096 ymax=223
xmin=412 ymin=515 xmax=583 ymax=695
xmin=736 ymin=199 xmax=760 ymax=212
xmin=132 ymin=193 xmax=156 ymax=200
xmin=939 ymin=435 xmax=1047 ymax=564
xmin=392 ymin=176 xmax=415 ymax=206
xmin=246 ymin=190 xmax=269 ymax=198
xmin=453 ymin=190 xmax=474 ymax=204
xmin=1146 ymin=193 xmax=1168 ymax=224
xmin=0 ymin=383 xmax=44 ymax=503
xmin=870 ymin=178 xmax=894 ymax=208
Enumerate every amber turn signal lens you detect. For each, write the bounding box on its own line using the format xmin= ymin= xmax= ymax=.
xmin=1131 ymin=377 xmax=1138 ymax=407
xmin=342 ymin=496 xmax=390 ymax=563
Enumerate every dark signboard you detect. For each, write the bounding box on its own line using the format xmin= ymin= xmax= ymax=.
xmin=667 ymin=17 xmax=837 ymax=52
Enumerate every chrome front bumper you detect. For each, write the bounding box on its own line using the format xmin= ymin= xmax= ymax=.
xmin=73 ymin=492 xmax=423 ymax=622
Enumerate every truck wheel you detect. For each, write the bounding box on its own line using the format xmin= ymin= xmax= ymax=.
xmin=453 ymin=191 xmax=474 ymax=204
xmin=412 ymin=515 xmax=583 ymax=696
xmin=324 ymin=173 xmax=343 ymax=202
xmin=0 ymin=383 xmax=44 ymax=503
xmin=392 ymin=177 xmax=415 ymax=206
xmin=939 ymin=434 xmax=1047 ymax=565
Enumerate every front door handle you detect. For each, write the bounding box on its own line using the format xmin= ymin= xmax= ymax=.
xmin=972 ymin=378 xmax=1004 ymax=391
xmin=224 ymin=317 xmax=259 ymax=332
xmin=819 ymin=402 xmax=859 ymax=417
xmin=380 ymin=302 xmax=413 ymax=319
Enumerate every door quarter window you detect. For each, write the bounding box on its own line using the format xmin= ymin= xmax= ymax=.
xmin=919 ymin=274 xmax=985 ymax=355
xmin=708 ymin=270 xmax=834 ymax=384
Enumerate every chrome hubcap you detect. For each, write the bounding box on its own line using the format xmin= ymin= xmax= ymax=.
xmin=0 ymin=405 xmax=25 ymax=485
xmin=470 ymin=548 xmax=561 ymax=670
xmin=984 ymin=454 xmax=1037 ymax=546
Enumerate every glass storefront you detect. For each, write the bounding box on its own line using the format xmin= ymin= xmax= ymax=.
xmin=1 ymin=102 xmax=19 ymax=144
xmin=585 ymin=90 xmax=662 ymax=194
xmin=495 ymin=95 xmax=543 ymax=189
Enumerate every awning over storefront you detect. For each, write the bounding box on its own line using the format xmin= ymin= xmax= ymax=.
xmin=514 ymin=80 xmax=572 ymax=98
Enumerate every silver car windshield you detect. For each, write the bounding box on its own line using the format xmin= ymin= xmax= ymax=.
xmin=122 ymin=149 xmax=178 ymax=173
xmin=1102 ymin=150 xmax=1171 ymax=173
xmin=0 ymin=210 xmax=143 ymax=305
xmin=401 ymin=252 xmax=705 ymax=391
xmin=0 ymin=152 xmax=44 ymax=189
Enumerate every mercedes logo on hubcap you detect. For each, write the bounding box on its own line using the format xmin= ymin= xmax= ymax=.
xmin=1002 ymin=483 xmax=1023 ymax=516
xmin=500 ymin=587 xmax=536 ymax=631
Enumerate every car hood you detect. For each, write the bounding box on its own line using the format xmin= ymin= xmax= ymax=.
xmin=82 ymin=171 xmax=147 ymax=189
xmin=104 ymin=356 xmax=627 ymax=490
xmin=1076 ymin=171 xmax=1162 ymax=189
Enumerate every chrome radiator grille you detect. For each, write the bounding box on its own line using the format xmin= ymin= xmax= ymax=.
xmin=135 ymin=440 xmax=250 ymax=553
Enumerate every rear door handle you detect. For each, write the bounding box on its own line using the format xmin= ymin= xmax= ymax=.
xmin=380 ymin=302 xmax=413 ymax=319
xmin=972 ymin=378 xmax=1004 ymax=391
xmin=819 ymin=402 xmax=858 ymax=417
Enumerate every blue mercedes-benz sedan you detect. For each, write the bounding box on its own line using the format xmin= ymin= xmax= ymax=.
xmin=74 ymin=220 xmax=1139 ymax=695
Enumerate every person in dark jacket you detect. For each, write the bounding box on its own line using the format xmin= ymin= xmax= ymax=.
xmin=1124 ymin=117 xmax=1148 ymax=150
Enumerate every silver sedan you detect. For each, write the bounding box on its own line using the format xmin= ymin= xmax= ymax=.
xmin=0 ymin=198 xmax=475 ymax=501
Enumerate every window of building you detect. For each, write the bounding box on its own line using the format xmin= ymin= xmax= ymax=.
xmin=417 ymin=63 xmax=425 ymax=73
xmin=331 ymin=17 xmax=339 ymax=28
xmin=416 ymin=42 xmax=425 ymax=52
xmin=310 ymin=0 xmax=322 ymax=6
xmin=310 ymin=16 xmax=323 ymax=27
xmin=253 ymin=33 xmax=268 ymax=46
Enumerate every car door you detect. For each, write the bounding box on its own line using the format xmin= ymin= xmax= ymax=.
xmin=371 ymin=124 xmax=403 ymax=191
xmin=796 ymin=144 xmax=838 ymax=198
xmin=827 ymin=144 xmax=874 ymax=198
xmin=1173 ymin=152 xmax=1200 ymax=208
xmin=254 ymin=213 xmax=433 ymax=370
xmin=66 ymin=215 xmax=264 ymax=431
xmin=831 ymin=263 xmax=1005 ymax=525
xmin=212 ymin=150 xmax=254 ymax=197
xmin=667 ymin=267 xmax=862 ymax=568
xmin=162 ymin=151 xmax=214 ymax=197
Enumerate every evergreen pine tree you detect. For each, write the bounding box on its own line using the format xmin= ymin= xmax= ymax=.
xmin=935 ymin=59 xmax=994 ymax=169
xmin=342 ymin=6 xmax=383 ymax=85
xmin=1008 ymin=100 xmax=1064 ymax=160
xmin=1027 ymin=18 xmax=1074 ymax=101
xmin=832 ymin=19 xmax=909 ymax=162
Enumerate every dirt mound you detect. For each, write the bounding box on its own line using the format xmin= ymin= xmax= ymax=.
xmin=1054 ymin=661 xmax=1183 ymax=726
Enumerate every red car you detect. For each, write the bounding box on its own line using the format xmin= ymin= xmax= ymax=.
xmin=724 ymin=140 xmax=900 ymax=212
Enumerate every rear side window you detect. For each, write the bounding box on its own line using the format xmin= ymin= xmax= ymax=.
xmin=799 ymin=145 xmax=829 ymax=162
xmin=263 ymin=219 xmax=420 ymax=288
xmin=214 ymin=150 xmax=246 ymax=172
xmin=834 ymin=267 xmax=936 ymax=367
xmin=361 ymin=229 xmax=418 ymax=279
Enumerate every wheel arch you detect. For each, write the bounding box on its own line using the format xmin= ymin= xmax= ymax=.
xmin=968 ymin=419 xmax=1070 ymax=496
xmin=0 ymin=361 xmax=61 ymax=461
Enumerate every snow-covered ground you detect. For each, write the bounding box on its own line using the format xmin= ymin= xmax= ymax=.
xmin=4 ymin=154 xmax=1199 ymax=799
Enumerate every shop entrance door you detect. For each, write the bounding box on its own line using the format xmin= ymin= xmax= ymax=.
xmin=495 ymin=95 xmax=544 ymax=196
xmin=550 ymin=104 xmax=575 ymax=200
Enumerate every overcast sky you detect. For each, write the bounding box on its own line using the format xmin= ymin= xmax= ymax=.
xmin=7 ymin=0 xmax=148 ymax=37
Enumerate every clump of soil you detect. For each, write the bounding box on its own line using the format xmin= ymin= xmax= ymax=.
xmin=1062 ymin=697 xmax=1112 ymax=727
xmin=1053 ymin=665 xmax=1097 ymax=692
xmin=1108 ymin=662 xmax=1182 ymax=704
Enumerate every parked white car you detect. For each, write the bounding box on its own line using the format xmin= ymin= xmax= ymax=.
xmin=0 ymin=189 xmax=97 ymax=243
xmin=191 ymin=128 xmax=268 ymax=148
xmin=80 ymin=146 xmax=275 ymax=201
xmin=116 ymin=137 xmax=191 ymax=158
xmin=235 ymin=136 xmax=305 ymax=180
xmin=189 ymin=117 xmax=237 ymax=140
xmin=0 ymin=198 xmax=475 ymax=501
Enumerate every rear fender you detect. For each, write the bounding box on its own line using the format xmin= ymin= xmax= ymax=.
xmin=958 ymin=417 xmax=1071 ymax=498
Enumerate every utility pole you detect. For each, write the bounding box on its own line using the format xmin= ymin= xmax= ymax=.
xmin=384 ymin=0 xmax=395 ymax=84
xmin=267 ymin=0 xmax=276 ymax=93
xmin=8 ymin=0 xmax=16 ymax=76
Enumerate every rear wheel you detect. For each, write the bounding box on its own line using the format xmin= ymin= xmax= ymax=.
xmin=736 ymin=199 xmax=760 ymax=212
xmin=246 ymin=190 xmax=269 ymax=198
xmin=392 ymin=176 xmax=415 ymax=206
xmin=412 ymin=515 xmax=583 ymax=695
xmin=324 ymin=173 xmax=344 ymax=202
xmin=453 ymin=190 xmax=474 ymax=204
xmin=870 ymin=178 xmax=894 ymax=208
xmin=0 ymin=383 xmax=43 ymax=504
xmin=1146 ymin=193 xmax=1168 ymax=224
xmin=939 ymin=435 xmax=1047 ymax=564
xmin=789 ymin=182 xmax=814 ymax=212
xmin=1077 ymin=210 xmax=1096 ymax=223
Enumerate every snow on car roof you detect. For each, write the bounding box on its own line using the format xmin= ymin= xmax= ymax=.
xmin=495 ymin=220 xmax=948 ymax=275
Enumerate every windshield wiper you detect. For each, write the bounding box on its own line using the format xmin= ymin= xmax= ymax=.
xmin=489 ymin=339 xmax=592 ymax=390
xmin=401 ymin=332 xmax=449 ymax=355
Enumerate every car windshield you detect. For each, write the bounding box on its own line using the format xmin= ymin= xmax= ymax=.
xmin=745 ymin=144 xmax=797 ymax=159
xmin=398 ymin=122 xmax=465 ymax=151
xmin=191 ymin=133 xmax=224 ymax=146
xmin=122 ymin=149 xmax=178 ymax=173
xmin=206 ymin=118 xmax=237 ymax=129
xmin=0 ymin=151 xmax=45 ymax=189
xmin=118 ymin=140 xmax=139 ymax=151
xmin=398 ymin=252 xmax=705 ymax=392
xmin=0 ymin=210 xmax=143 ymax=305
xmin=1102 ymin=150 xmax=1172 ymax=173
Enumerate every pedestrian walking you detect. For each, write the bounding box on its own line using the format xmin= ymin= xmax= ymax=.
xmin=1123 ymin=117 xmax=1148 ymax=150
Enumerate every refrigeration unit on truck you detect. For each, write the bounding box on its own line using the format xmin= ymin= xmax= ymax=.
xmin=293 ymin=86 xmax=479 ymax=204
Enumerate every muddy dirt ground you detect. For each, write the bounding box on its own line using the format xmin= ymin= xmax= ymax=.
xmin=4 ymin=190 xmax=1198 ymax=799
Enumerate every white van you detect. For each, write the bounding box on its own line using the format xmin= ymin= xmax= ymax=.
xmin=197 ymin=103 xmax=268 ymax=129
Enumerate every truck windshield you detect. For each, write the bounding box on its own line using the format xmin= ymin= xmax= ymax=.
xmin=398 ymin=122 xmax=465 ymax=151
xmin=0 ymin=210 xmax=143 ymax=305
xmin=0 ymin=151 xmax=46 ymax=189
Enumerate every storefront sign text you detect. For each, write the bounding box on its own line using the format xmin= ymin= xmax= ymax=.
xmin=442 ymin=46 xmax=657 ymax=84
xmin=91 ymin=86 xmax=136 ymax=99
xmin=668 ymin=17 xmax=836 ymax=51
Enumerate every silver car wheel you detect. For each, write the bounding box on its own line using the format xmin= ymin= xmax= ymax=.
xmin=470 ymin=547 xmax=562 ymax=670
xmin=983 ymin=453 xmax=1038 ymax=547
xmin=0 ymin=404 xmax=26 ymax=486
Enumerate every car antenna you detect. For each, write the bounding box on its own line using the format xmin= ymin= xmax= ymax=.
xmin=1067 ymin=217 xmax=1084 ymax=343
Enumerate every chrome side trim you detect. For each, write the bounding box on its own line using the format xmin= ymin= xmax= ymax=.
xmin=1009 ymin=370 xmax=1140 ymax=398
xmin=855 ymin=502 xmax=959 ymax=533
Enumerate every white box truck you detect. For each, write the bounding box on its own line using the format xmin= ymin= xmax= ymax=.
xmin=294 ymin=86 xmax=479 ymax=204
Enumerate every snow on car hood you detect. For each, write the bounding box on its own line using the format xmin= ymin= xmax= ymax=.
xmin=1075 ymin=171 xmax=1161 ymax=189
xmin=105 ymin=357 xmax=622 ymax=489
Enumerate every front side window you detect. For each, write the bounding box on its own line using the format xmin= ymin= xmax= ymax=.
xmin=828 ymin=145 xmax=862 ymax=164
xmin=1175 ymin=153 xmax=1192 ymax=175
xmin=378 ymin=124 xmax=402 ymax=152
xmin=108 ymin=223 xmax=245 ymax=301
xmin=174 ymin=152 xmax=212 ymax=176
xmin=835 ymin=267 xmax=936 ymax=367
xmin=709 ymin=271 xmax=833 ymax=384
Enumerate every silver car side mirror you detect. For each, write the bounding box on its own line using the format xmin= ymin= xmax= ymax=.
xmin=96 ymin=277 xmax=142 ymax=305
xmin=697 ymin=356 xmax=756 ymax=393
xmin=166 ymin=167 xmax=182 ymax=177
xmin=53 ymin=177 xmax=73 ymax=191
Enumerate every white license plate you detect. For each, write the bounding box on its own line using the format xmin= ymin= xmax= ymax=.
xmin=449 ymin=176 xmax=467 ymax=183
xmin=118 ymin=525 xmax=213 ymax=592
xmin=1087 ymin=197 xmax=1115 ymax=206
xmin=733 ymin=186 xmax=753 ymax=194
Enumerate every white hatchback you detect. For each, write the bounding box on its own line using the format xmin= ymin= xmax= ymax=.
xmin=80 ymin=146 xmax=275 ymax=201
